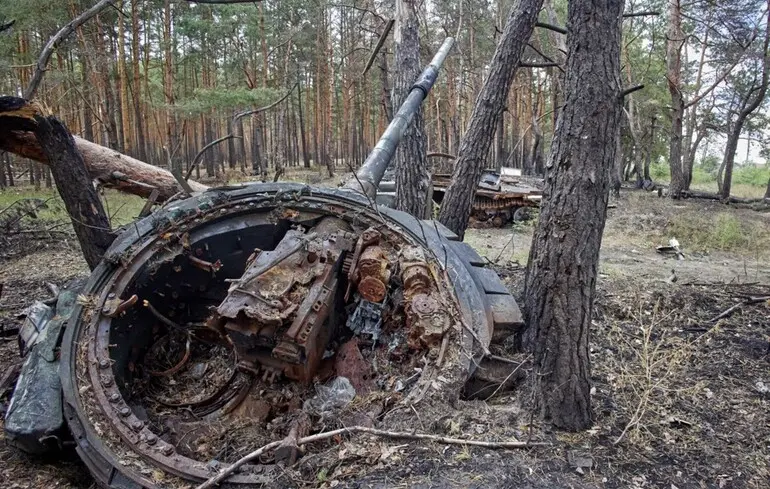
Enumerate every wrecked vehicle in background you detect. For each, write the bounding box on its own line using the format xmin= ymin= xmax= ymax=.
xmin=378 ymin=166 xmax=543 ymax=227
xmin=5 ymin=38 xmax=523 ymax=488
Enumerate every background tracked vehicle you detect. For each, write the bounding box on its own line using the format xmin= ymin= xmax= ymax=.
xmin=378 ymin=167 xmax=543 ymax=227
xmin=4 ymin=38 xmax=523 ymax=489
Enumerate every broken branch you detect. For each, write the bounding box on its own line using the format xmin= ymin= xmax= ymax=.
xmin=196 ymin=425 xmax=544 ymax=489
xmin=25 ymin=0 xmax=114 ymax=100
xmin=232 ymin=84 xmax=297 ymax=122
xmin=535 ymin=21 xmax=567 ymax=35
xmin=623 ymin=11 xmax=660 ymax=18
xmin=0 ymin=20 xmax=15 ymax=33
xmin=710 ymin=296 xmax=770 ymax=322
xmin=620 ymin=84 xmax=645 ymax=98
xmin=33 ymin=115 xmax=114 ymax=269
xmin=185 ymin=135 xmax=241 ymax=181
xmin=362 ymin=19 xmax=395 ymax=77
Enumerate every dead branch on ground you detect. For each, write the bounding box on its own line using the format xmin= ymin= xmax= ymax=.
xmin=197 ymin=425 xmax=544 ymax=489
xmin=710 ymin=295 xmax=770 ymax=322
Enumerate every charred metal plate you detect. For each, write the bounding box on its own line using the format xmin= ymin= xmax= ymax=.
xmin=487 ymin=293 xmax=523 ymax=328
xmin=470 ymin=267 xmax=511 ymax=295
xmin=487 ymin=294 xmax=524 ymax=343
xmin=447 ymin=241 xmax=486 ymax=267
xmin=430 ymin=220 xmax=461 ymax=241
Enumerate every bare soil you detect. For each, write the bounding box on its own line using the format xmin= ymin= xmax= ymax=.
xmin=0 ymin=190 xmax=768 ymax=488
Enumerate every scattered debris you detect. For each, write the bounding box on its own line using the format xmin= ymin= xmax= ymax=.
xmin=567 ymin=450 xmax=594 ymax=471
xmin=197 ymin=425 xmax=543 ymax=489
xmin=304 ymin=376 xmax=356 ymax=415
xmin=656 ymin=237 xmax=685 ymax=260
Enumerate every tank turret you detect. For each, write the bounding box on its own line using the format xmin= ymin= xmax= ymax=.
xmin=6 ymin=38 xmax=522 ymax=489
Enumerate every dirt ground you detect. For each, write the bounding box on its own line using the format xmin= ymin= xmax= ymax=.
xmin=0 ymin=190 xmax=768 ymax=489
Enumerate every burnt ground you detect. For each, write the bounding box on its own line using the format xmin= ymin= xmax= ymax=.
xmin=0 ymin=190 xmax=768 ymax=488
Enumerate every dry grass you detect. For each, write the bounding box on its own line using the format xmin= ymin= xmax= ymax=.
xmin=605 ymin=191 xmax=770 ymax=256
xmin=587 ymin=279 xmax=770 ymax=488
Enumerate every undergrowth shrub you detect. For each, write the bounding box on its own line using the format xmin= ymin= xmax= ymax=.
xmin=666 ymin=211 xmax=768 ymax=252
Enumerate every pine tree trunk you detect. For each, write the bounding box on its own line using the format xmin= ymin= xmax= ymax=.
xmin=523 ymin=0 xmax=624 ymax=432
xmin=163 ymin=0 xmax=177 ymax=171
xmin=227 ymin=116 xmax=237 ymax=169
xmin=117 ymin=0 xmax=130 ymax=154
xmin=437 ymin=0 xmax=543 ymax=237
xmin=720 ymin=7 xmax=770 ymax=199
xmin=645 ymin=116 xmax=655 ymax=181
xmin=131 ymin=0 xmax=146 ymax=162
xmin=5 ymin=153 xmax=14 ymax=186
xmin=252 ymin=116 xmax=265 ymax=177
xmin=720 ymin=122 xmax=742 ymax=199
xmin=393 ymin=0 xmax=429 ymax=218
xmin=666 ymin=0 xmax=686 ymax=198
xmin=378 ymin=51 xmax=393 ymax=122
xmin=273 ymin=108 xmax=287 ymax=181
xmin=95 ymin=16 xmax=120 ymax=151
xmin=297 ymin=80 xmax=311 ymax=168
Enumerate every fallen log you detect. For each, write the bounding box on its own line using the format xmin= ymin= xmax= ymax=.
xmin=676 ymin=188 xmax=769 ymax=205
xmin=0 ymin=97 xmax=208 ymax=200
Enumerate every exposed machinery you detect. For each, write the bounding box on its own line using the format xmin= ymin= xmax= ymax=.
xmin=4 ymin=38 xmax=522 ymax=489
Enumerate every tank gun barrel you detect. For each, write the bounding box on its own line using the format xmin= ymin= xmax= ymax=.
xmin=347 ymin=37 xmax=454 ymax=198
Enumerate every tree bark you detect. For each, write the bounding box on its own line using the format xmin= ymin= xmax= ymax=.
xmin=437 ymin=0 xmax=543 ymax=238
xmin=131 ymin=0 xmax=147 ymax=162
xmin=33 ymin=116 xmax=114 ymax=269
xmin=297 ymin=79 xmax=311 ymax=168
xmin=393 ymin=0 xmax=429 ymax=218
xmin=251 ymin=116 xmax=265 ymax=178
xmin=163 ymin=0 xmax=178 ymax=171
xmin=379 ymin=51 xmax=394 ymax=123
xmin=523 ymin=0 xmax=624 ymax=431
xmin=644 ymin=116 xmax=655 ymax=181
xmin=666 ymin=0 xmax=687 ymax=198
xmin=117 ymin=0 xmax=131 ymax=154
xmin=0 ymin=129 xmax=206 ymax=199
xmin=95 ymin=15 xmax=121 ymax=152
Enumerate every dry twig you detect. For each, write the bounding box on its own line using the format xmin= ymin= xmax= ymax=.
xmin=709 ymin=296 xmax=770 ymax=322
xmin=196 ymin=425 xmax=544 ymax=489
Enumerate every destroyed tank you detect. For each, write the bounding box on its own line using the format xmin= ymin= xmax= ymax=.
xmin=5 ymin=38 xmax=522 ymax=489
xmin=379 ymin=167 xmax=542 ymax=227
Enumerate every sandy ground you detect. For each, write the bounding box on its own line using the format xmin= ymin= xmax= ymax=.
xmin=0 ymin=189 xmax=768 ymax=488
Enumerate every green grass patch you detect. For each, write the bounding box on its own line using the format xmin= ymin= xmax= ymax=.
xmin=666 ymin=211 xmax=769 ymax=253
xmin=0 ymin=186 xmax=145 ymax=229
xmin=650 ymin=161 xmax=769 ymax=199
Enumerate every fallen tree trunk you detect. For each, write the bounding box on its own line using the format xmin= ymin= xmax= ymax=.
xmin=0 ymin=97 xmax=208 ymax=200
xmin=680 ymin=189 xmax=769 ymax=205
xmin=34 ymin=116 xmax=114 ymax=269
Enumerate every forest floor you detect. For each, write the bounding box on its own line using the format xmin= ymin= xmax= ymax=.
xmin=0 ymin=181 xmax=768 ymax=489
